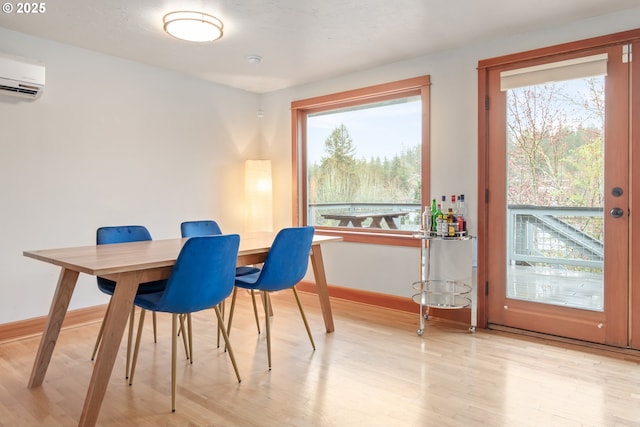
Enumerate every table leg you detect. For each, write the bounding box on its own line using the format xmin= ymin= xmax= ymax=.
xmin=78 ymin=271 xmax=141 ymax=427
xmin=28 ymin=268 xmax=79 ymax=388
xmin=384 ymin=216 xmax=399 ymax=229
xmin=370 ymin=217 xmax=383 ymax=228
xmin=309 ymin=244 xmax=335 ymax=332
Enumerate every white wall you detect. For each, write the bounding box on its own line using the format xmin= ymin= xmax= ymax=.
xmin=261 ymin=8 xmax=640 ymax=298
xmin=0 ymin=28 xmax=260 ymax=323
xmin=2 ymin=7 xmax=640 ymax=325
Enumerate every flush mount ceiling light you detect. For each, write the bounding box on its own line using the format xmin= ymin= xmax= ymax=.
xmin=163 ymin=11 xmax=224 ymax=42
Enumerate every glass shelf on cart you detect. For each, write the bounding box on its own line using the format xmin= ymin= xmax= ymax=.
xmin=412 ymin=231 xmax=471 ymax=240
xmin=411 ymin=279 xmax=471 ymax=294
xmin=412 ymin=292 xmax=471 ymax=308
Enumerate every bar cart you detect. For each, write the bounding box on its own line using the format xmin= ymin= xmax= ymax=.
xmin=412 ymin=232 xmax=476 ymax=336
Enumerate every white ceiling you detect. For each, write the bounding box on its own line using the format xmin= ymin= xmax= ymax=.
xmin=0 ymin=0 xmax=638 ymax=93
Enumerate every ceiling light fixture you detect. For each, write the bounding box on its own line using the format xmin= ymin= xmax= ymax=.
xmin=163 ymin=11 xmax=224 ymax=42
xmin=247 ymin=55 xmax=262 ymax=64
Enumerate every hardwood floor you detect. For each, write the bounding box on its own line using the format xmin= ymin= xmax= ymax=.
xmin=0 ymin=291 xmax=639 ymax=426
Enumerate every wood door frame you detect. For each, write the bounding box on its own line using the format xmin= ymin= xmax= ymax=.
xmin=477 ymin=29 xmax=640 ymax=346
xmin=631 ymin=40 xmax=640 ymax=349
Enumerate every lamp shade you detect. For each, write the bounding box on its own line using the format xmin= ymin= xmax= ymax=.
xmin=245 ymin=160 xmax=273 ymax=233
xmin=163 ymin=11 xmax=224 ymax=42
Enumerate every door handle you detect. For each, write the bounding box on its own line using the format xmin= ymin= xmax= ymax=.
xmin=610 ymin=207 xmax=624 ymax=218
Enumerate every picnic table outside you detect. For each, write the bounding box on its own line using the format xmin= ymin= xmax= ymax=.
xmin=321 ymin=212 xmax=408 ymax=229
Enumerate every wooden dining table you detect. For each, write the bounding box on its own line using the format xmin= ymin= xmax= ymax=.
xmin=23 ymin=232 xmax=341 ymax=427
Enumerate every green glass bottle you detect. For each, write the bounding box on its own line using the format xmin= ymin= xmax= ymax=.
xmin=433 ymin=202 xmax=443 ymax=234
xmin=430 ymin=198 xmax=437 ymax=232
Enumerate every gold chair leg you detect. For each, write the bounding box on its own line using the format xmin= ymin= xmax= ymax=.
xmin=152 ymin=312 xmax=157 ymax=343
xmin=94 ymin=301 xmax=157 ymax=379
xmin=216 ymin=300 xmax=226 ymax=347
xmin=178 ymin=314 xmax=190 ymax=360
xmin=125 ymin=305 xmax=135 ymax=379
xmin=292 ymin=287 xmax=315 ymax=350
xmin=214 ymin=306 xmax=241 ymax=383
xmin=226 ymin=288 xmax=239 ymax=337
xmin=91 ymin=297 xmax=113 ymax=361
xmin=221 ymin=286 xmax=238 ymax=351
xmin=171 ymin=314 xmax=177 ymax=413
xmin=262 ymin=291 xmax=272 ymax=370
xmin=91 ymin=320 xmax=104 ymax=361
xmin=187 ymin=313 xmax=193 ymax=364
xmin=266 ymin=292 xmax=274 ymax=317
xmin=250 ymin=290 xmax=261 ymax=334
xmin=93 ymin=300 xmax=137 ymax=379
xmin=224 ymin=288 xmax=239 ymax=353
xmin=128 ymin=308 xmax=146 ymax=386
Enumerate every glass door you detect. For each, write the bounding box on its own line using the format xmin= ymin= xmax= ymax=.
xmin=485 ymin=45 xmax=630 ymax=346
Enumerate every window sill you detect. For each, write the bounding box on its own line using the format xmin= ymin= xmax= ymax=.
xmin=313 ymin=227 xmax=420 ymax=247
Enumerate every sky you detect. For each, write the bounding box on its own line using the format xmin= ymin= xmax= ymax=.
xmin=306 ymin=97 xmax=421 ymax=165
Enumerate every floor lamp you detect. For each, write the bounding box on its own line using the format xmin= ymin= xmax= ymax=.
xmin=245 ymin=159 xmax=273 ymax=233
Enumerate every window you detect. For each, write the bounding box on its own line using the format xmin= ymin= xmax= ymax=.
xmin=291 ymin=76 xmax=430 ymax=245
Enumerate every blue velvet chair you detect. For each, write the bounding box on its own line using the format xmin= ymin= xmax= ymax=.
xmin=227 ymin=226 xmax=316 ymax=370
xmin=92 ymin=225 xmax=167 ymax=379
xmin=181 ymin=220 xmax=262 ymax=336
xmin=180 ymin=219 xmax=223 ymax=237
xmin=181 ymin=220 xmax=259 ymax=276
xmin=128 ymin=234 xmax=241 ymax=412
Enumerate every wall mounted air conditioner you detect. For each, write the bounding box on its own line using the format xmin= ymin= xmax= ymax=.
xmin=0 ymin=54 xmax=45 ymax=100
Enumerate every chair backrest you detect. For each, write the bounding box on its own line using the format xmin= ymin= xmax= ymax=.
xmin=181 ymin=220 xmax=223 ymax=238
xmin=97 ymin=225 xmax=152 ymax=245
xmin=95 ymin=225 xmax=154 ymax=290
xmin=153 ymin=234 xmax=240 ymax=313
xmin=251 ymin=226 xmax=315 ymax=292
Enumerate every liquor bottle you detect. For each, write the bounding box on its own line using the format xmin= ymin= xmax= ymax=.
xmin=434 ymin=203 xmax=444 ymax=235
xmin=441 ymin=195 xmax=446 ymax=212
xmin=446 ymin=207 xmax=455 ymax=236
xmin=430 ymin=198 xmax=437 ymax=232
xmin=448 ymin=220 xmax=456 ymax=237
xmin=447 ymin=207 xmax=454 ymax=223
xmin=458 ymin=194 xmax=467 ymax=232
xmin=421 ymin=206 xmax=430 ymax=234
xmin=451 ymin=194 xmax=457 ymax=216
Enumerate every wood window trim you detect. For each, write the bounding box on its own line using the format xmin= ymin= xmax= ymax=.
xmin=291 ymin=76 xmax=431 ymax=247
xmin=478 ymin=28 xmax=640 ymax=70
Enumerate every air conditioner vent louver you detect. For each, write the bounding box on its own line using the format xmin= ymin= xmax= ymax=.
xmin=0 ymin=83 xmax=40 ymax=96
xmin=0 ymin=53 xmax=45 ymax=100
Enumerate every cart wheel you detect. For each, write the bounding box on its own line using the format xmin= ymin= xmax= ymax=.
xmin=417 ymin=329 xmax=424 ymax=336
xmin=469 ymin=326 xmax=476 ymax=333
xmin=423 ymin=313 xmax=429 ymax=320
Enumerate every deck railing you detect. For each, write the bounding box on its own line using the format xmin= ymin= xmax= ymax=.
xmin=310 ymin=202 xmax=603 ymax=271
xmin=507 ymin=205 xmax=603 ymax=270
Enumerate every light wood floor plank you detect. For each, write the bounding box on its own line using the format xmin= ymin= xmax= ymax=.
xmin=0 ymin=291 xmax=639 ymax=426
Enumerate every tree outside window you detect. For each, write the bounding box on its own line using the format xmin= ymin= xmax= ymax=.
xmin=291 ymin=76 xmax=430 ymax=245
